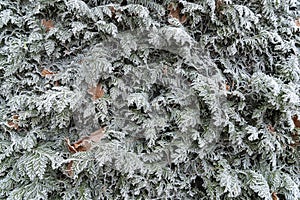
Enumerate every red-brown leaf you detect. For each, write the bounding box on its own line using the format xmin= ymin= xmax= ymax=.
xmin=295 ymin=18 xmax=300 ymax=27
xmin=292 ymin=115 xmax=300 ymax=128
xmin=41 ymin=19 xmax=54 ymax=32
xmin=271 ymin=192 xmax=278 ymax=200
xmin=65 ymin=127 xmax=106 ymax=153
xmin=41 ymin=68 xmax=55 ymax=77
xmin=167 ymin=3 xmax=187 ymax=24
xmin=87 ymin=84 xmax=105 ymax=100
xmin=66 ymin=161 xmax=74 ymax=177
xmin=7 ymin=114 xmax=19 ymax=130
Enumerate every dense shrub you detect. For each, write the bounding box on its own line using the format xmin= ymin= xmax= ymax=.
xmin=0 ymin=0 xmax=299 ymax=199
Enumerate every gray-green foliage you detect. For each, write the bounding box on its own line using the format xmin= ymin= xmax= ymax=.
xmin=0 ymin=0 xmax=299 ymax=199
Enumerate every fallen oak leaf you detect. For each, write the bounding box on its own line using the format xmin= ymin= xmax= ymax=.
xmin=72 ymin=137 xmax=92 ymax=152
xmin=108 ymin=5 xmax=124 ymax=20
xmin=180 ymin=15 xmax=187 ymax=24
xmin=87 ymin=84 xmax=105 ymax=100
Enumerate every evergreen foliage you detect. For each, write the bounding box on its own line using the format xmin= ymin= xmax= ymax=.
xmin=0 ymin=0 xmax=299 ymax=199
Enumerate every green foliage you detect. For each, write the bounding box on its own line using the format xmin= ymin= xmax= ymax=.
xmin=0 ymin=0 xmax=299 ymax=199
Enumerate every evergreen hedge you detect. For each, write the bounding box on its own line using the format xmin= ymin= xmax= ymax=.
xmin=0 ymin=0 xmax=299 ymax=199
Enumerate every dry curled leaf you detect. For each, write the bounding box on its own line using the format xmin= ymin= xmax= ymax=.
xmin=109 ymin=6 xmax=123 ymax=19
xmin=66 ymin=161 xmax=74 ymax=177
xmin=66 ymin=127 xmax=106 ymax=153
xmin=167 ymin=3 xmax=187 ymax=24
xmin=225 ymin=81 xmax=234 ymax=91
xmin=41 ymin=19 xmax=54 ymax=32
xmin=292 ymin=115 xmax=300 ymax=128
xmin=87 ymin=84 xmax=105 ymax=100
xmin=271 ymin=192 xmax=279 ymax=200
xmin=41 ymin=68 xmax=56 ymax=77
xmin=7 ymin=115 xmax=19 ymax=130
xmin=290 ymin=131 xmax=300 ymax=148
xmin=295 ymin=17 xmax=300 ymax=27
xmin=65 ymin=127 xmax=106 ymax=176
xmin=225 ymin=83 xmax=230 ymax=91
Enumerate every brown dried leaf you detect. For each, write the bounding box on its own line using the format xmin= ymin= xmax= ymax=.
xmin=66 ymin=127 xmax=106 ymax=153
xmin=41 ymin=68 xmax=55 ymax=77
xmin=64 ymin=128 xmax=106 ymax=177
xmin=87 ymin=84 xmax=105 ymax=100
xmin=295 ymin=18 xmax=300 ymax=27
xmin=7 ymin=114 xmax=19 ymax=130
xmin=180 ymin=14 xmax=187 ymax=24
xmin=168 ymin=3 xmax=180 ymax=19
xmin=7 ymin=121 xmax=19 ymax=130
xmin=41 ymin=19 xmax=54 ymax=32
xmin=109 ymin=6 xmax=122 ymax=19
xmin=65 ymin=138 xmax=77 ymax=153
xmin=225 ymin=83 xmax=230 ymax=91
xmin=271 ymin=192 xmax=279 ymax=200
xmin=167 ymin=3 xmax=187 ymax=24
xmin=73 ymin=137 xmax=92 ymax=152
xmin=66 ymin=161 xmax=74 ymax=177
xmin=292 ymin=115 xmax=300 ymax=128
xmin=12 ymin=115 xmax=19 ymax=120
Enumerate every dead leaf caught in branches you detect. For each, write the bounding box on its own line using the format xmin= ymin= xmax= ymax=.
xmin=87 ymin=84 xmax=105 ymax=100
xmin=66 ymin=161 xmax=74 ymax=177
xmin=41 ymin=68 xmax=56 ymax=77
xmin=41 ymin=19 xmax=54 ymax=32
xmin=295 ymin=17 xmax=300 ymax=27
xmin=292 ymin=115 xmax=300 ymax=128
xmin=65 ymin=127 xmax=106 ymax=153
xmin=271 ymin=192 xmax=278 ymax=200
xmin=7 ymin=114 xmax=19 ymax=130
xmin=65 ymin=127 xmax=106 ymax=176
xmin=168 ymin=3 xmax=187 ymax=24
